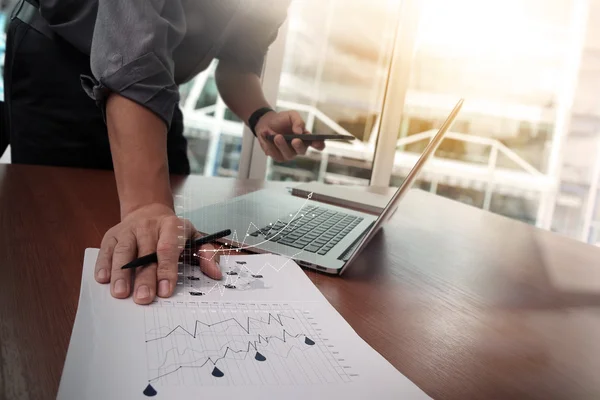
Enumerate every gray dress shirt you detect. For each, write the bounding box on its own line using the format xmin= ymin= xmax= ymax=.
xmin=38 ymin=0 xmax=289 ymax=127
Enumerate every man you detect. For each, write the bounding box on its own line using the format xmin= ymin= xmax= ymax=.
xmin=4 ymin=0 xmax=324 ymax=304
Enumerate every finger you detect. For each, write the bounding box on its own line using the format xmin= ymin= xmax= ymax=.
xmin=95 ymin=234 xmax=116 ymax=284
xmin=290 ymin=138 xmax=308 ymax=155
xmin=311 ymin=139 xmax=326 ymax=151
xmin=130 ymin=222 xmax=159 ymax=304
xmin=256 ymin=134 xmax=269 ymax=155
xmin=260 ymin=130 xmax=285 ymax=162
xmin=110 ymin=232 xmax=136 ymax=299
xmin=190 ymin=230 xmax=222 ymax=279
xmin=156 ymin=217 xmax=187 ymax=298
xmin=267 ymin=142 xmax=286 ymax=162
xmin=196 ymin=243 xmax=223 ymax=280
xmin=289 ymin=110 xmax=305 ymax=135
xmin=274 ymin=134 xmax=296 ymax=160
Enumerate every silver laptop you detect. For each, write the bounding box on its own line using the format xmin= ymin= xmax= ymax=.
xmin=190 ymin=99 xmax=463 ymax=275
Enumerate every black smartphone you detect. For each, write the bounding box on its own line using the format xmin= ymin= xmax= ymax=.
xmin=265 ymin=134 xmax=356 ymax=143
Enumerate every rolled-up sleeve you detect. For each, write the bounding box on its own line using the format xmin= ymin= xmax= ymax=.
xmin=80 ymin=0 xmax=186 ymax=128
xmin=216 ymin=1 xmax=290 ymax=76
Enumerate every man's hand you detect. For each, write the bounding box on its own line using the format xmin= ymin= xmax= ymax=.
xmin=213 ymin=62 xmax=325 ymax=162
xmin=94 ymin=203 xmax=222 ymax=305
xmin=254 ymin=110 xmax=326 ymax=162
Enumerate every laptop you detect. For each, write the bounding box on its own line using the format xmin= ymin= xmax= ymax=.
xmin=190 ymin=99 xmax=463 ymax=275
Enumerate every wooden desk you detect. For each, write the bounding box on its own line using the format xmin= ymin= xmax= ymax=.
xmin=2 ymin=164 xmax=600 ymax=400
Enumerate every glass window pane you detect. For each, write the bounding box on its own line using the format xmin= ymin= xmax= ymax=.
xmin=390 ymin=0 xmax=580 ymax=230
xmin=180 ymin=62 xmax=244 ymax=177
xmin=194 ymin=76 xmax=218 ymax=110
xmin=267 ymin=0 xmax=400 ymax=185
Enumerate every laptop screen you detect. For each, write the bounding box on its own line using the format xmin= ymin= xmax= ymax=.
xmin=339 ymin=99 xmax=464 ymax=275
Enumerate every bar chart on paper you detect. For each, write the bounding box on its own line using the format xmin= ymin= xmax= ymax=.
xmin=144 ymin=302 xmax=353 ymax=388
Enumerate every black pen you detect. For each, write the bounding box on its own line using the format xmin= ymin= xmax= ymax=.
xmin=120 ymin=229 xmax=232 ymax=270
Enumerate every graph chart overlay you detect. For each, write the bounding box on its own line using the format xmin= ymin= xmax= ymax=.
xmin=172 ymin=255 xmax=306 ymax=300
xmin=144 ymin=303 xmax=353 ymax=387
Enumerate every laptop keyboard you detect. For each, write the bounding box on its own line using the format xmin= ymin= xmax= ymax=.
xmin=249 ymin=206 xmax=363 ymax=255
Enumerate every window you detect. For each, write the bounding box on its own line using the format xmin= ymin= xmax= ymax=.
xmin=180 ymin=62 xmax=245 ymax=177
xmin=388 ymin=0 xmax=582 ymax=230
xmin=265 ymin=0 xmax=401 ymax=186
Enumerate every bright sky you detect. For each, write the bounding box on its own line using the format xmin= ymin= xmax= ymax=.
xmin=417 ymin=0 xmax=572 ymax=58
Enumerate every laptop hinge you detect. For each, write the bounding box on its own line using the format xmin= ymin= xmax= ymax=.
xmin=338 ymin=222 xmax=374 ymax=262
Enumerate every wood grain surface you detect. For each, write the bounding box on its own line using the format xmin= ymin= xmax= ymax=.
xmin=1 ymin=164 xmax=600 ymax=400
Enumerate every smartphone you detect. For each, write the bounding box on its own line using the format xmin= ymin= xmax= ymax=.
xmin=265 ymin=134 xmax=356 ymax=143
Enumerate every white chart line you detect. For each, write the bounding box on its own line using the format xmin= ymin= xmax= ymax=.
xmin=192 ymin=192 xmax=314 ymax=253
xmin=198 ymin=249 xmax=305 ymax=297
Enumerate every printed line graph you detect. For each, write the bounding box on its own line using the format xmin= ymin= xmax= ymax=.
xmin=144 ymin=303 xmax=352 ymax=388
xmin=146 ymin=312 xmax=296 ymax=342
xmin=147 ymin=313 xmax=315 ymax=382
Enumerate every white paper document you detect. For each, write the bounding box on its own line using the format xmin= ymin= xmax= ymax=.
xmin=58 ymin=249 xmax=430 ymax=399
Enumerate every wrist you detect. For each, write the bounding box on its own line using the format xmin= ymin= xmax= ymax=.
xmin=121 ymin=199 xmax=175 ymax=220
xmin=248 ymin=107 xmax=275 ymax=137
xmin=121 ymin=201 xmax=175 ymax=222
xmin=118 ymin=166 xmax=174 ymax=219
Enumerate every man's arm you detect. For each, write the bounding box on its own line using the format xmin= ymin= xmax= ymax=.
xmin=90 ymin=0 xmax=221 ymax=305
xmin=105 ymin=94 xmax=172 ymax=218
xmin=214 ymin=62 xmax=270 ymax=123
xmin=95 ymin=93 xmax=222 ymax=304
xmin=95 ymin=96 xmax=222 ymax=304
xmin=214 ymin=1 xmax=323 ymax=161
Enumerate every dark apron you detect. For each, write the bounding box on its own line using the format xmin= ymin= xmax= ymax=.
xmin=3 ymin=0 xmax=190 ymax=173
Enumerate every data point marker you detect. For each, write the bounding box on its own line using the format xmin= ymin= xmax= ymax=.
xmin=143 ymin=384 xmax=157 ymax=397
xmin=212 ymin=367 xmax=224 ymax=377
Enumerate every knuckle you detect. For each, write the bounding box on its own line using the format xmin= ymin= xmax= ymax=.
xmin=157 ymin=257 xmax=178 ymax=275
xmin=157 ymin=256 xmax=177 ymax=268
xmin=100 ymin=234 xmax=117 ymax=250
xmin=137 ymin=220 xmax=154 ymax=235
xmin=156 ymin=240 xmax=178 ymax=255
xmin=164 ymin=214 xmax=180 ymax=224
xmin=113 ymin=240 xmax=134 ymax=256
xmin=179 ymin=218 xmax=192 ymax=227
xmin=101 ymin=227 xmax=117 ymax=245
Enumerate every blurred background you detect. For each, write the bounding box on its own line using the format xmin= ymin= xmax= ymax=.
xmin=2 ymin=0 xmax=600 ymax=245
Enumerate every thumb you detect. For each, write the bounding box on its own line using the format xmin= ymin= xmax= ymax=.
xmin=290 ymin=111 xmax=305 ymax=135
xmin=192 ymin=230 xmax=223 ymax=280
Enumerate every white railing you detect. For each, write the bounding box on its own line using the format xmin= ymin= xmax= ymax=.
xmin=181 ymin=98 xmax=554 ymax=198
xmin=396 ymin=129 xmax=544 ymax=177
xmin=392 ymin=129 xmax=552 ymax=210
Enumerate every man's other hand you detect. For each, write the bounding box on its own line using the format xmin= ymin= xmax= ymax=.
xmin=255 ymin=110 xmax=326 ymax=162
xmin=93 ymin=204 xmax=222 ymax=305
